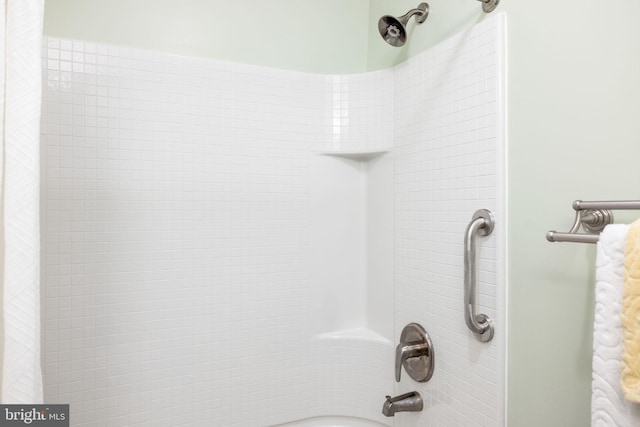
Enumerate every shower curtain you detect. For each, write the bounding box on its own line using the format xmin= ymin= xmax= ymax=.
xmin=0 ymin=0 xmax=45 ymax=403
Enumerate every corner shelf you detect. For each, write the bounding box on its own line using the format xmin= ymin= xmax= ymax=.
xmin=320 ymin=150 xmax=389 ymax=161
xmin=313 ymin=327 xmax=392 ymax=345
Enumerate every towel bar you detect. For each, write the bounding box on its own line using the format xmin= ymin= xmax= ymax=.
xmin=547 ymin=200 xmax=640 ymax=243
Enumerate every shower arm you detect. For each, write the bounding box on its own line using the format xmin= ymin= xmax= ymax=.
xmin=397 ymin=7 xmax=428 ymax=25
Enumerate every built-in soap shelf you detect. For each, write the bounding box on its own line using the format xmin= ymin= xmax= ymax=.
xmin=313 ymin=327 xmax=391 ymax=345
xmin=321 ymin=150 xmax=389 ymax=161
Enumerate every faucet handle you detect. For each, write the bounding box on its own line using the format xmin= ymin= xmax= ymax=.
xmin=395 ymin=323 xmax=435 ymax=383
xmin=395 ymin=342 xmax=430 ymax=381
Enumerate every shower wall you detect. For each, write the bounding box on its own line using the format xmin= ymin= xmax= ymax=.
xmin=393 ymin=16 xmax=505 ymax=425
xmin=40 ymin=38 xmax=393 ymax=426
xmin=40 ymin=14 xmax=505 ymax=427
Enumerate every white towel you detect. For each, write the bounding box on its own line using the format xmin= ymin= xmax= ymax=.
xmin=592 ymin=225 xmax=640 ymax=426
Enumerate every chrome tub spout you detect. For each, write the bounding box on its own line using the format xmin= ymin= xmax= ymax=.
xmin=382 ymin=391 xmax=423 ymax=417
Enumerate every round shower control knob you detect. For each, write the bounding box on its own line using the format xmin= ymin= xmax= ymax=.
xmin=395 ymin=323 xmax=435 ymax=383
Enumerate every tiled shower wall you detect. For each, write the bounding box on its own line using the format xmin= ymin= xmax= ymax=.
xmin=394 ymin=16 xmax=505 ymax=426
xmin=41 ymin=14 xmax=505 ymax=427
xmin=40 ymin=39 xmax=393 ymax=427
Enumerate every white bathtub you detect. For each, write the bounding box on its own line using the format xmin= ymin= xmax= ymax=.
xmin=272 ymin=416 xmax=390 ymax=427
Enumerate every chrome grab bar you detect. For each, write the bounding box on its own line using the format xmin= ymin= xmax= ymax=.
xmin=463 ymin=209 xmax=495 ymax=342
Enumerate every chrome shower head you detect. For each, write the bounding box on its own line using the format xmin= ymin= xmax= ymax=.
xmin=378 ymin=3 xmax=429 ymax=47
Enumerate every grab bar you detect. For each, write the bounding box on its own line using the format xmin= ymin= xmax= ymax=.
xmin=463 ymin=209 xmax=495 ymax=342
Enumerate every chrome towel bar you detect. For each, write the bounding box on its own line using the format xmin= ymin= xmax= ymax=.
xmin=464 ymin=209 xmax=495 ymax=342
xmin=547 ymin=200 xmax=640 ymax=244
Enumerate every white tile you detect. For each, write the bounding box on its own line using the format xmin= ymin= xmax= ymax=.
xmin=41 ymin=14 xmax=505 ymax=427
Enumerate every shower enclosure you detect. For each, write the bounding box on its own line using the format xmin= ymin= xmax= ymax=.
xmin=40 ymin=11 xmax=506 ymax=427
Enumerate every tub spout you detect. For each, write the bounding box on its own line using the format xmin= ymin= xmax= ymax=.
xmin=382 ymin=391 xmax=423 ymax=417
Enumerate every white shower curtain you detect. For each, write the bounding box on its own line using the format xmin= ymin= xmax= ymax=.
xmin=0 ymin=0 xmax=45 ymax=403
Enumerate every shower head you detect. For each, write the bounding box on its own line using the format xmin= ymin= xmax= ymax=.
xmin=378 ymin=3 xmax=429 ymax=47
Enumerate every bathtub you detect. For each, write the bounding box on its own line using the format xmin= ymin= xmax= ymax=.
xmin=272 ymin=416 xmax=390 ymax=427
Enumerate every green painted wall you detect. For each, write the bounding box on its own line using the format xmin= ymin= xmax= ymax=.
xmin=505 ymin=2 xmax=640 ymax=425
xmin=43 ymin=0 xmax=370 ymax=74
xmin=43 ymin=0 xmax=640 ymax=424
